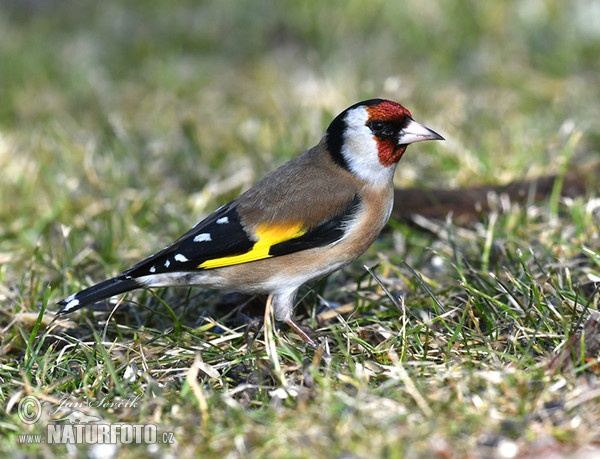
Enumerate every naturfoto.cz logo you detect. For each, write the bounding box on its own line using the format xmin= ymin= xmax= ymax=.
xmin=49 ymin=393 xmax=143 ymax=415
xmin=16 ymin=395 xmax=175 ymax=446
xmin=44 ymin=423 xmax=170 ymax=445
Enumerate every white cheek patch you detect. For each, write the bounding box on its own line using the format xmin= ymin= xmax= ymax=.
xmin=341 ymin=107 xmax=396 ymax=184
xmin=193 ymin=233 xmax=212 ymax=242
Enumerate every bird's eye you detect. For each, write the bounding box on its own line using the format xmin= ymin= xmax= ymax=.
xmin=369 ymin=120 xmax=386 ymax=135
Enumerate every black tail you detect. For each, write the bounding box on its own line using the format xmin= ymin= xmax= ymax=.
xmin=56 ymin=276 xmax=140 ymax=316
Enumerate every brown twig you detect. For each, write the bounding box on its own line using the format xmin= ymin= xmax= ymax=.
xmin=392 ymin=162 xmax=599 ymax=224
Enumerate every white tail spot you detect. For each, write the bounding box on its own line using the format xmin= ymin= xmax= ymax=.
xmin=216 ymin=217 xmax=229 ymax=225
xmin=63 ymin=298 xmax=80 ymax=312
xmin=174 ymin=254 xmax=189 ymax=262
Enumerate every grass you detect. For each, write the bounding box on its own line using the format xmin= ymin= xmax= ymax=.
xmin=1 ymin=0 xmax=600 ymax=457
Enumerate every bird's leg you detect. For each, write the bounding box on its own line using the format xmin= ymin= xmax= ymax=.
xmin=285 ymin=319 xmax=318 ymax=347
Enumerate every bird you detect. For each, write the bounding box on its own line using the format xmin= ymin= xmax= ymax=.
xmin=56 ymin=98 xmax=443 ymax=345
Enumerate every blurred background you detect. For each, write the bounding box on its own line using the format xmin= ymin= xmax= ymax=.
xmin=0 ymin=0 xmax=599 ymax=282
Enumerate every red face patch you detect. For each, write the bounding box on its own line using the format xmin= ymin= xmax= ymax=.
xmin=366 ymin=101 xmax=412 ymax=167
xmin=377 ymin=140 xmax=407 ymax=167
xmin=366 ymin=100 xmax=412 ymax=122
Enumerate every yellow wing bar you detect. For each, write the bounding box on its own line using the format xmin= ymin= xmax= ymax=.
xmin=198 ymin=222 xmax=306 ymax=269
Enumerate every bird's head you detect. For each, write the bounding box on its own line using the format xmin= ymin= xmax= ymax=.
xmin=326 ymin=99 xmax=444 ymax=183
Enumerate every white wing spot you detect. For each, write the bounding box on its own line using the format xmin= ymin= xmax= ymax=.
xmin=216 ymin=217 xmax=229 ymax=225
xmin=149 ymin=265 xmax=156 ymax=273
xmin=174 ymin=254 xmax=189 ymax=262
xmin=193 ymin=233 xmax=212 ymax=242
xmin=164 ymin=259 xmax=171 ymax=268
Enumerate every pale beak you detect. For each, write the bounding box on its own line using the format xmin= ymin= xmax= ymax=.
xmin=398 ymin=117 xmax=444 ymax=145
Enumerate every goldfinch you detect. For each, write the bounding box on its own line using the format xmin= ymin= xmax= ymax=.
xmin=57 ymin=99 xmax=443 ymax=344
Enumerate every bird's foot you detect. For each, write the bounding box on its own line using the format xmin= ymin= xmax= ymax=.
xmin=285 ymin=319 xmax=318 ymax=348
